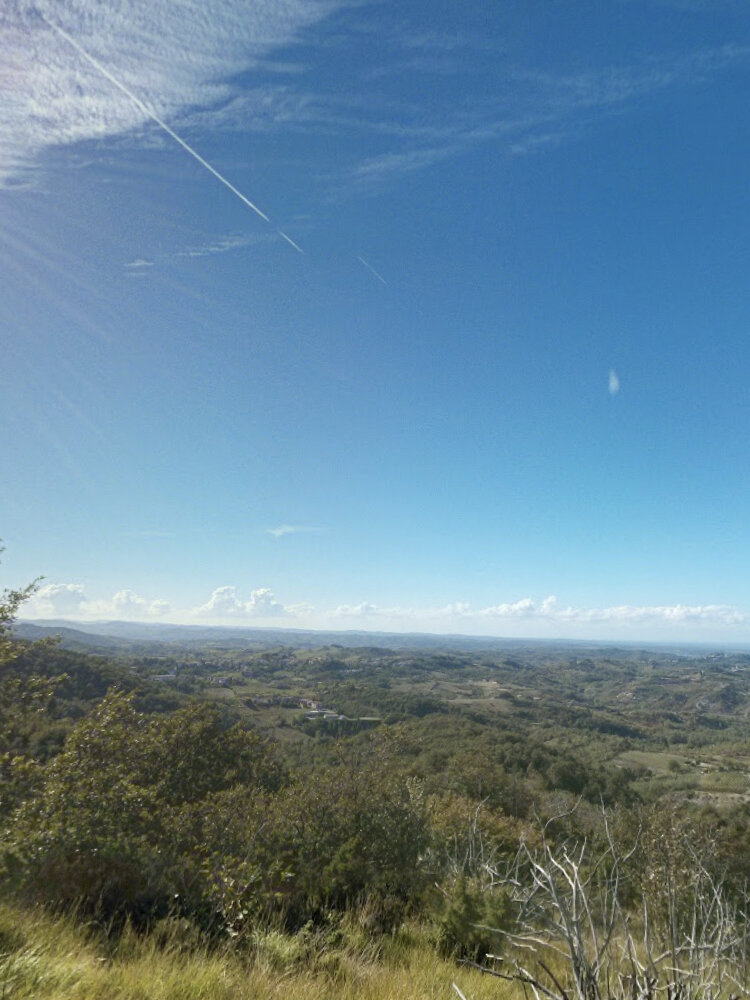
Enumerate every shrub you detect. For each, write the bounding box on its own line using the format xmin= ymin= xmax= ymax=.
xmin=437 ymin=878 xmax=513 ymax=961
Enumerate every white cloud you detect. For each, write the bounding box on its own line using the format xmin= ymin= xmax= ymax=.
xmin=25 ymin=582 xmax=170 ymax=619
xmin=195 ymin=585 xmax=288 ymax=618
xmin=21 ymin=580 xmax=750 ymax=639
xmin=475 ymin=597 xmax=538 ymax=619
xmin=440 ymin=601 xmax=472 ymax=616
xmin=196 ymin=585 xmax=246 ymax=616
xmin=334 ymin=601 xmax=380 ymax=617
xmin=323 ymin=593 xmax=750 ymax=639
xmin=434 ymin=596 xmax=749 ymax=629
xmin=177 ymin=233 xmax=268 ymax=259
xmin=352 ymin=144 xmax=462 ymax=184
xmin=6 ymin=0 xmax=749 ymax=200
xmin=438 ymin=597 xmax=750 ymax=634
xmin=123 ymin=233 xmax=274 ymax=274
xmin=267 ymin=524 xmax=317 ymax=538
xmin=553 ymin=602 xmax=749 ymax=626
xmin=246 ymin=587 xmax=287 ymax=617
xmin=28 ymin=582 xmax=88 ymax=617
xmin=609 ymin=369 xmax=620 ymax=395
xmin=109 ymin=589 xmax=170 ymax=617
xmin=2 ymin=0 xmax=335 ymax=184
xmin=286 ymin=601 xmax=315 ymax=617
xmin=346 ymin=42 xmax=750 ymax=189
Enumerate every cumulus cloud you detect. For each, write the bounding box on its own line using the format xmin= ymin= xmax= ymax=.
xmin=198 ymin=585 xmax=245 ymax=616
xmin=2 ymin=0 xmax=334 ymax=183
xmin=25 ymin=582 xmax=170 ymax=619
xmin=286 ymin=601 xmax=315 ymax=617
xmin=21 ymin=579 xmax=750 ymax=638
xmin=323 ymin=593 xmax=750 ymax=638
xmin=429 ymin=597 xmax=750 ymax=633
xmin=609 ymin=369 xmax=620 ymax=395
xmin=553 ymin=602 xmax=749 ymax=626
xmin=432 ymin=596 xmax=748 ymax=628
xmin=28 ymin=582 xmax=88 ymax=617
xmin=333 ymin=601 xmax=380 ymax=617
xmin=440 ymin=601 xmax=472 ymax=616
xmin=475 ymin=597 xmax=538 ymax=618
xmin=246 ymin=588 xmax=287 ymax=617
xmin=195 ymin=585 xmax=288 ymax=618
xmin=109 ymin=589 xmax=170 ymax=617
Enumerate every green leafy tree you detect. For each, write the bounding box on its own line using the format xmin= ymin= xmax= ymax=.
xmin=4 ymin=691 xmax=281 ymax=922
xmin=267 ymin=734 xmax=429 ymax=926
xmin=0 ymin=549 xmax=40 ymax=665
xmin=0 ymin=553 xmax=61 ymax=814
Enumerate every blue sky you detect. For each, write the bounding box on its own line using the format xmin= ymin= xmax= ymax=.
xmin=3 ymin=0 xmax=750 ymax=641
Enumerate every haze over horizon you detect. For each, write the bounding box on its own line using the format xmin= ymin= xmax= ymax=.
xmin=4 ymin=0 xmax=750 ymax=643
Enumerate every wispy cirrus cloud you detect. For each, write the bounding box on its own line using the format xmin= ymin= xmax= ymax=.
xmin=123 ymin=257 xmax=154 ymax=277
xmin=10 ymin=0 xmax=748 ymax=201
xmin=344 ymin=41 xmax=750 ymax=188
xmin=122 ymin=231 xmax=278 ymax=273
xmin=177 ymin=233 xmax=270 ymax=259
xmin=267 ymin=524 xmax=319 ymax=538
xmin=352 ymin=144 xmax=464 ymax=184
xmin=1 ymin=0 xmax=336 ymax=185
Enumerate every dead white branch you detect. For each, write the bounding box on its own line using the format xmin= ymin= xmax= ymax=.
xmin=478 ymin=809 xmax=748 ymax=1000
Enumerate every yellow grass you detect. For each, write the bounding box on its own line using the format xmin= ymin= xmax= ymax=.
xmin=0 ymin=904 xmax=516 ymax=1000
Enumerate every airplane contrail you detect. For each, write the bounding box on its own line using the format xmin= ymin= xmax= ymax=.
xmin=357 ymin=255 xmax=387 ymax=285
xmin=279 ymin=230 xmax=304 ymax=255
xmin=41 ymin=14 xmax=303 ymax=251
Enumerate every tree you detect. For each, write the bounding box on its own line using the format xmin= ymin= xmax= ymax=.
xmin=0 ymin=544 xmax=40 ymax=665
xmin=212 ymin=733 xmax=431 ymax=931
xmin=0 ymin=552 xmax=59 ymax=814
xmin=4 ymin=691 xmax=282 ymax=922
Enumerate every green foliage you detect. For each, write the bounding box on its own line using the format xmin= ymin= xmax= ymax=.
xmin=437 ymin=878 xmax=513 ymax=961
xmin=207 ymin=734 xmax=430 ymax=933
xmin=4 ymin=692 xmax=281 ymax=923
xmin=0 ymin=556 xmax=68 ymax=815
xmin=0 ymin=560 xmax=40 ymax=665
xmin=9 ymin=640 xmax=185 ymax=718
xmin=0 ymin=673 xmax=67 ymax=816
xmin=3 ymin=554 xmax=750 ymax=966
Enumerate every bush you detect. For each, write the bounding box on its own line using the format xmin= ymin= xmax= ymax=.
xmin=437 ymin=878 xmax=513 ymax=961
xmin=3 ymin=692 xmax=281 ymax=925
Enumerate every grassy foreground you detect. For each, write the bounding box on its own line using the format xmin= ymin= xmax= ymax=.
xmin=0 ymin=904 xmax=512 ymax=1000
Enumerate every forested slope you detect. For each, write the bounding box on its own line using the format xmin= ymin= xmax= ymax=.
xmin=3 ymin=580 xmax=750 ymax=998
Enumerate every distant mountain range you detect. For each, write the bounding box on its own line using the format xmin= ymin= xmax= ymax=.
xmin=15 ymin=618 xmax=540 ymax=653
xmin=14 ymin=618 xmax=743 ymax=658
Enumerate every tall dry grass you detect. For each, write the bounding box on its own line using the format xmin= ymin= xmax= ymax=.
xmin=0 ymin=903 xmax=514 ymax=1000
